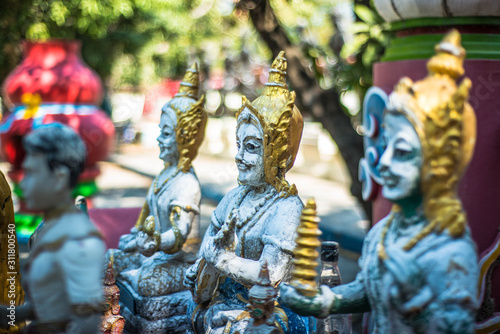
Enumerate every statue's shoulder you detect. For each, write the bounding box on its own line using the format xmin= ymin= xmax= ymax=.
xmin=177 ymin=170 xmax=200 ymax=185
xmin=45 ymin=212 xmax=102 ymax=243
xmin=66 ymin=211 xmax=101 ymax=235
xmin=161 ymin=171 xmax=201 ymax=203
xmin=170 ymin=170 xmax=201 ymax=192
xmin=425 ymin=229 xmax=478 ymax=265
xmin=219 ymin=186 xmax=246 ymax=205
xmin=363 ymin=215 xmax=391 ymax=247
xmin=214 ymin=186 xmax=247 ymax=218
xmin=273 ymin=194 xmax=303 ymax=215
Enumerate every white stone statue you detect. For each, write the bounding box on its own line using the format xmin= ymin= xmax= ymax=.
xmin=280 ymin=30 xmax=479 ymax=334
xmin=0 ymin=124 xmax=105 ymax=334
xmin=185 ymin=52 xmax=312 ymax=334
xmin=108 ymin=64 xmax=207 ymax=333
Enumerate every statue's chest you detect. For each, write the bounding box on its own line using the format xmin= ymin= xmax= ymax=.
xmin=363 ymin=231 xmax=416 ymax=307
xmin=232 ymin=212 xmax=267 ymax=260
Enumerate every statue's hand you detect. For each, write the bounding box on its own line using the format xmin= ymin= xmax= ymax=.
xmin=136 ymin=231 xmax=158 ymax=257
xmin=280 ymin=284 xmax=337 ymax=318
xmin=213 ymin=211 xmax=237 ymax=249
xmin=184 ymin=259 xmax=201 ymax=291
xmin=384 ymin=245 xmax=425 ymax=303
xmin=118 ymin=232 xmax=137 ymax=251
xmin=211 ymin=310 xmax=245 ymax=328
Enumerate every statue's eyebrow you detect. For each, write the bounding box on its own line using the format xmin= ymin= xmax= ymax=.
xmin=243 ymin=136 xmax=262 ymax=142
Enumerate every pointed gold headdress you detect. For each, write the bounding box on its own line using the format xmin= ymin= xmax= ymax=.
xmin=236 ymin=51 xmax=304 ymax=197
xmin=383 ymin=30 xmax=476 ymax=252
xmin=165 ymin=63 xmax=207 ymax=173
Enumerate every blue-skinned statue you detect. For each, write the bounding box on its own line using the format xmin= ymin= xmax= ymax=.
xmin=281 ymin=30 xmax=480 ymax=333
xmin=184 ymin=52 xmax=313 ymax=334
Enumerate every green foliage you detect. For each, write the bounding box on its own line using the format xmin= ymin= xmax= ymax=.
xmin=0 ymin=0 xmax=265 ymax=90
xmin=337 ymin=3 xmax=393 ymax=95
xmin=0 ymin=0 xmax=391 ymax=97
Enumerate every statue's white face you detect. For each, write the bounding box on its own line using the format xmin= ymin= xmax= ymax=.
xmin=157 ymin=111 xmax=179 ymax=164
xmin=236 ymin=113 xmax=266 ymax=188
xmin=378 ymin=113 xmax=422 ymax=204
xmin=21 ymin=153 xmax=59 ymax=211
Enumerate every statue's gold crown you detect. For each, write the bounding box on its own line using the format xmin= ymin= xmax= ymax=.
xmin=386 ymin=29 xmax=476 ymax=248
xmin=176 ymin=63 xmax=200 ymax=99
xmin=167 ymin=63 xmax=207 ymax=173
xmin=236 ymin=51 xmax=304 ymax=197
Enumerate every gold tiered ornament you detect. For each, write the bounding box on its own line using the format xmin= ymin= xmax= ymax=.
xmin=289 ymin=198 xmax=322 ymax=297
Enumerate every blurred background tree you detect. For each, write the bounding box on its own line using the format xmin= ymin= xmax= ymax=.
xmin=0 ymin=0 xmax=269 ymax=89
xmin=0 ymin=0 xmax=391 ymax=218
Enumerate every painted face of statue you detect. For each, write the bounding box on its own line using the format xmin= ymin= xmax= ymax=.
xmin=236 ymin=110 xmax=266 ymax=188
xmin=157 ymin=110 xmax=179 ymax=164
xmin=378 ymin=113 xmax=422 ymax=204
xmin=21 ymin=152 xmax=60 ymax=211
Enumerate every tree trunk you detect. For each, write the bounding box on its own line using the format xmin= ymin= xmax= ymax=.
xmin=242 ymin=0 xmax=372 ymax=219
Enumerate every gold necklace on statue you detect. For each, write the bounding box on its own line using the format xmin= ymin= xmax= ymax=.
xmin=153 ymin=164 xmax=180 ymax=195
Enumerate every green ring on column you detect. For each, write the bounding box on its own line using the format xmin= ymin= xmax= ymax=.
xmin=382 ymin=17 xmax=500 ymax=62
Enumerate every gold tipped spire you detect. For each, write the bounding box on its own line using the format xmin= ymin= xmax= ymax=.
xmin=170 ymin=63 xmax=207 ymax=173
xmin=248 ymin=261 xmax=280 ymax=328
xmin=427 ymin=29 xmax=465 ymax=80
xmin=249 ymin=261 xmax=277 ymax=300
xmin=264 ymin=51 xmax=288 ymax=92
xmin=257 ymin=261 xmax=272 ymax=286
xmin=175 ymin=63 xmax=200 ymax=99
xmin=289 ymin=198 xmax=322 ymax=297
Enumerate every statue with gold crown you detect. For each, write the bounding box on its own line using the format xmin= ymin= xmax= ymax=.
xmin=106 ymin=64 xmax=207 ymax=333
xmin=184 ymin=52 xmax=312 ymax=334
xmin=280 ymin=30 xmax=479 ymax=333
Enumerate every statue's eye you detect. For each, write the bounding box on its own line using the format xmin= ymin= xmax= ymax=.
xmin=394 ymin=148 xmax=412 ymax=160
xmin=247 ymin=143 xmax=256 ymax=150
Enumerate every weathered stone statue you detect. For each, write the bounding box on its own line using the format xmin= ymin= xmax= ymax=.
xmin=185 ymin=52 xmax=310 ymax=334
xmin=101 ymin=260 xmax=125 ymax=334
xmin=281 ymin=30 xmax=479 ymax=333
xmin=0 ymin=124 xmax=105 ymax=333
xmin=108 ymin=64 xmax=207 ymax=333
